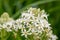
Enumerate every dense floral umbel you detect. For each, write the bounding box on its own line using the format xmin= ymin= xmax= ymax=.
xmin=0 ymin=8 xmax=57 ymax=40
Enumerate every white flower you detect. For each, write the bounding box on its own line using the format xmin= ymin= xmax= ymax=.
xmin=3 ymin=21 xmax=14 ymax=32
xmin=21 ymin=29 xmax=32 ymax=38
xmin=40 ymin=10 xmax=48 ymax=19
xmin=51 ymin=35 xmax=57 ymax=40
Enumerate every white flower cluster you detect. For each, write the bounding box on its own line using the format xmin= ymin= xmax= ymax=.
xmin=0 ymin=8 xmax=57 ymax=40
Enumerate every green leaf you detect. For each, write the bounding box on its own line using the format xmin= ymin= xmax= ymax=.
xmin=3 ymin=0 xmax=12 ymax=16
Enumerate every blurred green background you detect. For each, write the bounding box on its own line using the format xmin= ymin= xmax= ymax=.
xmin=0 ymin=0 xmax=60 ymax=40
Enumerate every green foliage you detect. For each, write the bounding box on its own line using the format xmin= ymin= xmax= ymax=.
xmin=0 ymin=0 xmax=60 ymax=40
